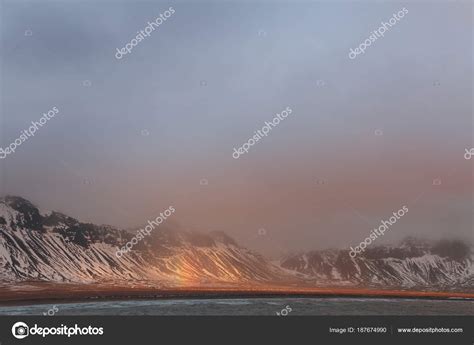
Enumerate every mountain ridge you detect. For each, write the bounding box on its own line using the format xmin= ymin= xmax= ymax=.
xmin=0 ymin=196 xmax=281 ymax=285
xmin=1 ymin=196 xmax=472 ymax=293
xmin=280 ymin=237 xmax=473 ymax=292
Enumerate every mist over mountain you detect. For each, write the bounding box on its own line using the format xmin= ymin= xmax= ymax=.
xmin=280 ymin=237 xmax=473 ymax=292
xmin=0 ymin=196 xmax=472 ymax=293
xmin=0 ymin=196 xmax=280 ymax=284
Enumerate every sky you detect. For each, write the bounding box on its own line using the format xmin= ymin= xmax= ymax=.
xmin=0 ymin=0 xmax=472 ymax=256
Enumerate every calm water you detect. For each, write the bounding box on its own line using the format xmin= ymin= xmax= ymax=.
xmin=0 ymin=298 xmax=472 ymax=316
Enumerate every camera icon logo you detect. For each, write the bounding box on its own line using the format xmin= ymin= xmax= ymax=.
xmin=12 ymin=322 xmax=29 ymax=339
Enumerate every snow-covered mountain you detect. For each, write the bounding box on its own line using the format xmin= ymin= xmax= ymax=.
xmin=280 ymin=237 xmax=474 ymax=292
xmin=0 ymin=196 xmax=280 ymax=285
xmin=1 ymin=196 xmax=472 ymax=292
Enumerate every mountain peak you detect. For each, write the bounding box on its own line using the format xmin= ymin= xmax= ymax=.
xmin=209 ymin=231 xmax=238 ymax=247
xmin=0 ymin=195 xmax=44 ymax=231
xmin=2 ymin=195 xmax=38 ymax=210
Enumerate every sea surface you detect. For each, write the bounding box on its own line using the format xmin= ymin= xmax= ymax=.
xmin=0 ymin=298 xmax=472 ymax=316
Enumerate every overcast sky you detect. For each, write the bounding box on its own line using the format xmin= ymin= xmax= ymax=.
xmin=0 ymin=0 xmax=472 ymax=255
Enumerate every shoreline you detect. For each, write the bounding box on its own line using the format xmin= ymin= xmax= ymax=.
xmin=1 ymin=283 xmax=473 ymax=307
